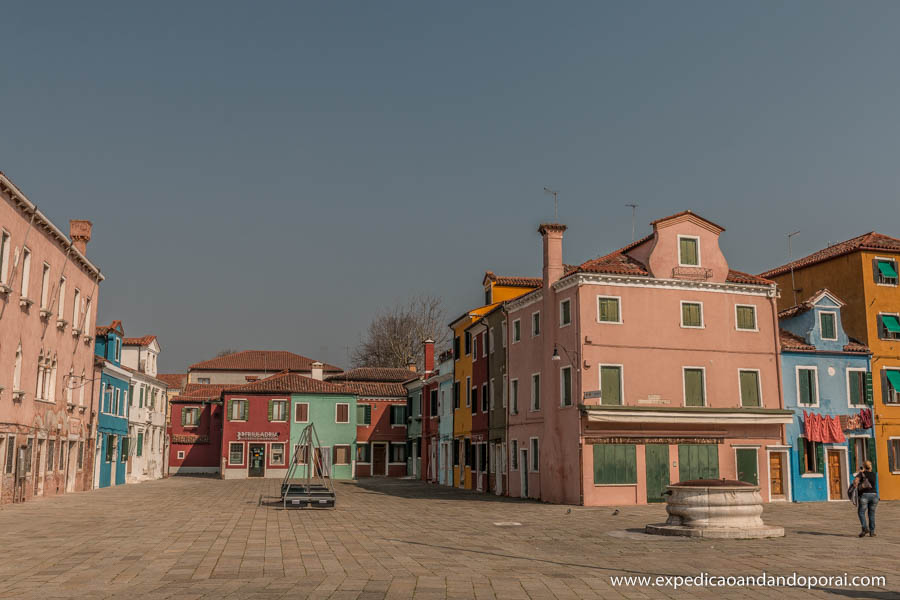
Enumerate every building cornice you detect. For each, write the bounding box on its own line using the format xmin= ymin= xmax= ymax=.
xmin=553 ymin=272 xmax=777 ymax=297
xmin=505 ymin=290 xmax=543 ymax=312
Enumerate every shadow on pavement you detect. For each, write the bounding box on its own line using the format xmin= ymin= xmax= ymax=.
xmin=351 ymin=477 xmax=538 ymax=503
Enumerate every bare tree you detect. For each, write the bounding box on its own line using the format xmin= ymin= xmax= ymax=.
xmin=216 ymin=348 xmax=239 ymax=357
xmin=352 ymin=294 xmax=450 ymax=369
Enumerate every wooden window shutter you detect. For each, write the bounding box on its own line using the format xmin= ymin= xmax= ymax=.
xmin=815 ymin=442 xmax=825 ymax=474
xmin=365 ymin=404 xmax=371 ymax=424
xmin=268 ymin=400 xmax=274 ymax=422
xmin=227 ymin=400 xmax=233 ymax=421
xmin=797 ymin=437 xmax=806 ymax=474
xmin=865 ymin=372 xmax=874 ymax=405
xmin=888 ymin=441 xmax=896 ymax=473
xmin=867 ymin=438 xmax=877 ymax=469
xmin=242 ymin=400 xmax=248 ymax=421
xmin=181 ymin=407 xmax=186 ymax=426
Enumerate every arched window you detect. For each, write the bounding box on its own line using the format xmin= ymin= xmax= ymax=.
xmin=48 ymin=356 xmax=57 ymax=402
xmin=13 ymin=343 xmax=22 ymax=391
xmin=36 ymin=350 xmax=45 ymax=399
xmin=66 ymin=367 xmax=74 ymax=404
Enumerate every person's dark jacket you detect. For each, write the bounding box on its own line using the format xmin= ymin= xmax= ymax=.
xmin=857 ymin=470 xmax=877 ymax=492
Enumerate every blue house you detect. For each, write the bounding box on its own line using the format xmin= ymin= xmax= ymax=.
xmin=94 ymin=320 xmax=131 ymax=488
xmin=779 ymin=290 xmax=874 ymax=502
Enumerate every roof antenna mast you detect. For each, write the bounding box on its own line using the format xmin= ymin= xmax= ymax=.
xmin=625 ymin=203 xmax=638 ymax=241
xmin=787 ymin=230 xmax=801 ymax=306
xmin=544 ymin=187 xmax=559 ymax=222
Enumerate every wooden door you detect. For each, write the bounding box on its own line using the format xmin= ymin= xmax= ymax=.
xmin=645 ymin=445 xmax=670 ymax=503
xmin=827 ymin=450 xmax=842 ymax=499
xmin=736 ymin=449 xmax=758 ymax=485
xmin=769 ymin=452 xmax=784 ymax=498
xmin=372 ymin=443 xmax=386 ymax=476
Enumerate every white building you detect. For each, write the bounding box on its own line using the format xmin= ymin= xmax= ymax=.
xmin=121 ymin=336 xmax=168 ymax=482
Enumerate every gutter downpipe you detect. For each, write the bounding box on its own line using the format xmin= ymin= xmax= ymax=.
xmin=770 ymin=285 xmax=786 ymax=445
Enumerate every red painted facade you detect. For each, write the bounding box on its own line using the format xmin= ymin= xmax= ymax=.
xmin=355 ymin=397 xmax=407 ymax=477
xmin=168 ymin=401 xmax=223 ymax=474
xmin=421 ymin=376 xmax=440 ymax=482
xmin=220 ymin=392 xmax=291 ymax=479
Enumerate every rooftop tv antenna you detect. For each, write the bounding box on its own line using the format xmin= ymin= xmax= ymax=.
xmin=788 ymin=230 xmax=801 ymax=306
xmin=625 ymin=203 xmax=638 ymax=241
xmin=544 ymin=187 xmax=559 ymax=222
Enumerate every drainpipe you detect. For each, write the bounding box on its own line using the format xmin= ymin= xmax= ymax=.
xmin=575 ymin=278 xmax=584 ymax=506
xmin=769 ymin=287 xmax=786 ymax=445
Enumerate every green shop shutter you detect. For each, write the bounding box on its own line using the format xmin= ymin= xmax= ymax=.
xmin=136 ymin=432 xmax=143 ymax=457
xmin=593 ymin=444 xmax=636 ymax=485
xmin=816 ymin=442 xmax=825 ymax=474
xmin=684 ymin=369 xmax=704 ymax=406
xmin=797 ymin=437 xmax=806 ymax=474
xmin=849 ymin=440 xmax=856 ymax=475
xmin=268 ymin=400 xmax=274 ymax=422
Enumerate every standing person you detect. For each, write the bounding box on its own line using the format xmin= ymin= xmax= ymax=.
xmin=854 ymin=461 xmax=878 ymax=537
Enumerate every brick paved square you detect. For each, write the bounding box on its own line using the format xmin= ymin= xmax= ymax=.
xmin=0 ymin=477 xmax=895 ymax=599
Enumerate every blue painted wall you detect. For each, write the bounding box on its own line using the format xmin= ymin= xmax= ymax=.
xmin=95 ymin=327 xmax=129 ymax=488
xmin=781 ymin=293 xmax=873 ymax=502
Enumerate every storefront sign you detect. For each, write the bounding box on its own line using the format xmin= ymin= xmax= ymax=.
xmin=584 ymin=436 xmax=722 ymax=445
xmin=237 ymin=431 xmax=280 ymax=441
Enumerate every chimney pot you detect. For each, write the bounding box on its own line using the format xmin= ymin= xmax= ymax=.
xmin=311 ymin=361 xmax=324 ymax=381
xmin=407 ymin=362 xmax=417 ymax=372
xmin=538 ymin=223 xmax=567 ymax=288
xmin=69 ymin=220 xmax=93 ymax=255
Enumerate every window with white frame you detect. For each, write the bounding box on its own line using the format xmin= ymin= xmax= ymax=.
xmin=681 ymin=302 xmax=703 ymax=328
xmin=57 ymin=277 xmax=66 ymax=320
xmin=501 ymin=321 xmax=507 ymax=347
xmin=599 ymin=365 xmax=622 ymax=406
xmin=885 ymin=369 xmax=900 ymax=405
xmin=390 ymin=443 xmax=407 ymax=463
xmin=735 ymin=305 xmax=756 ymax=331
xmin=333 ymin=445 xmax=351 ymax=465
xmin=796 ymin=367 xmax=817 ymax=406
xmin=230 ymin=399 xmax=247 ymax=421
xmin=678 ymin=235 xmax=700 ymax=266
xmin=512 ymin=319 xmax=521 ymax=343
xmin=502 ymin=374 xmax=507 ymax=408
xmin=510 ymin=378 xmax=519 ymax=414
xmin=229 ymin=442 xmax=244 ymax=465
xmin=888 ymin=439 xmax=900 ymax=473
xmin=465 ymin=376 xmax=471 ymax=406
xmin=72 ymin=288 xmax=81 ymax=329
xmin=848 ymin=369 xmax=868 ymax=407
xmin=874 ymin=258 xmax=899 ymax=286
xmin=39 ymin=262 xmax=49 ymax=309
xmin=740 ymin=370 xmax=762 ymax=407
xmin=83 ymin=298 xmax=91 ymax=333
xmin=335 ymin=403 xmax=350 ymax=423
xmin=271 ymin=399 xmax=287 ymax=422
xmin=560 ymin=299 xmax=571 ymax=326
xmin=510 ymin=440 xmax=518 ymax=470
xmin=530 ymin=438 xmax=540 ymax=472
xmin=683 ymin=367 xmax=705 ymax=407
xmin=877 ymin=314 xmax=900 ymax=340
xmin=177 ymin=450 xmax=185 ymax=460
xmin=819 ymin=311 xmax=837 ymax=340
xmin=530 ymin=373 xmax=540 ymax=411
xmin=183 ymin=406 xmax=200 ymax=426
xmin=271 ymin=443 xmax=285 ymax=465
xmin=295 ymin=402 xmax=309 ymax=422
xmin=0 ymin=230 xmax=9 ymax=285
xmin=560 ymin=366 xmax=572 ymax=406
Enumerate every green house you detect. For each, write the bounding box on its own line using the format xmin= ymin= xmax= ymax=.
xmin=288 ymin=382 xmax=357 ymax=481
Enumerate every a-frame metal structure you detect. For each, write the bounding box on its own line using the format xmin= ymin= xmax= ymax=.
xmin=278 ymin=422 xmax=336 ymax=509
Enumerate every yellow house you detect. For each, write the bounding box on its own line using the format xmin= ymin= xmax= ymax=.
xmin=448 ymin=273 xmax=541 ymax=489
xmin=761 ymin=232 xmax=900 ymax=499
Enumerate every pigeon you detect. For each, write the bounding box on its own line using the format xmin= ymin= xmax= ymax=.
xmin=566 ymin=508 xmax=571 ymax=514
xmin=612 ymin=509 xmax=620 ymax=515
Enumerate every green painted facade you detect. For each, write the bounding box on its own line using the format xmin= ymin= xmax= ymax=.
xmin=290 ymin=393 xmax=357 ymax=480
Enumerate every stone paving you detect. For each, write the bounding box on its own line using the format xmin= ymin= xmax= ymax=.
xmin=0 ymin=476 xmax=897 ymax=599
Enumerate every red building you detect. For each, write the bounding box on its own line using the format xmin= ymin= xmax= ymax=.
xmin=327 ymin=367 xmax=413 ymax=477
xmin=168 ymin=384 xmax=227 ymax=475
xmin=467 ymin=321 xmax=490 ymax=492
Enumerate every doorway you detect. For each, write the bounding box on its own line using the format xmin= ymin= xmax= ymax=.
xmin=769 ymin=452 xmax=786 ymax=500
xmin=494 ymin=443 xmax=504 ymax=495
xmin=645 ymin=444 xmax=670 ymax=503
xmin=35 ymin=439 xmax=45 ymax=496
xmin=736 ymin=448 xmax=759 ymax=485
xmin=315 ymin=447 xmax=331 ymax=478
xmin=372 ymin=443 xmax=387 ymax=476
xmin=827 ymin=449 xmax=845 ymax=500
xmin=66 ymin=442 xmax=77 ymax=493
xmin=475 ymin=444 xmax=483 ymax=491
xmin=248 ymin=444 xmax=266 ymax=477
xmin=520 ymin=449 xmax=528 ymax=498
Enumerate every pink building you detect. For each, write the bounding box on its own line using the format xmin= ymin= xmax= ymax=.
xmin=0 ymin=172 xmax=103 ymax=504
xmin=505 ymin=211 xmax=791 ymax=506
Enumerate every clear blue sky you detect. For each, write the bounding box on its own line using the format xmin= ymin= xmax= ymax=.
xmin=3 ymin=2 xmax=899 ymax=372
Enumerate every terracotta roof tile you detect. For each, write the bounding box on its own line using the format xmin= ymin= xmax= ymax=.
xmin=760 ymin=232 xmax=900 ymax=278
xmin=777 ymin=289 xmax=843 ymax=319
xmin=189 ymin=350 xmax=341 ymax=373
xmin=339 ymin=381 xmax=408 ymax=398
xmin=844 ymin=339 xmax=871 ymax=353
xmin=158 ymin=373 xmax=187 ymax=390
xmin=779 ymin=329 xmax=870 ymax=354
xmin=123 ymin=335 xmax=157 ymax=347
xmin=327 ymin=367 xmax=417 ymax=383
xmin=224 ymin=371 xmax=351 ymax=395
xmin=182 ymin=384 xmax=232 ymax=398
xmin=483 ymin=271 xmax=543 ymax=288
xmin=726 ymin=270 xmax=773 ymax=285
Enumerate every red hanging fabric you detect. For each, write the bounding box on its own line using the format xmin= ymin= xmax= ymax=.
xmin=832 ymin=416 xmax=846 ymax=443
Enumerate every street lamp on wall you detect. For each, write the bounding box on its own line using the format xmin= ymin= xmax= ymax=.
xmin=552 ymin=344 xmax=588 ymax=370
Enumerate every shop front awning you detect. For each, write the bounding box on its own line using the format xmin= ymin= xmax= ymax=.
xmin=582 ymin=405 xmax=793 ymax=425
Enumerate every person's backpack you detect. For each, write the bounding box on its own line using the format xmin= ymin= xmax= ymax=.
xmin=858 ymin=473 xmax=873 ymax=491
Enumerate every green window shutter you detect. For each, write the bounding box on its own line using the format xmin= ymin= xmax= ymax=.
xmin=737 ymin=306 xmax=754 ymax=329
xmin=739 ymin=371 xmax=760 ymax=407
xmin=684 ymin=369 xmax=703 ymax=406
xmin=268 ymin=400 xmax=274 ymax=422
xmin=599 ymin=299 xmax=608 ymax=321
xmin=600 ymin=366 xmax=621 ymax=406
xmin=365 ymin=405 xmax=372 ymax=425
xmin=682 ymin=303 xmax=701 ymax=327
xmin=815 ymin=442 xmax=825 ymax=474
xmin=680 ymin=238 xmax=698 ymax=265
xmin=181 ymin=407 xmax=187 ymax=426
xmin=865 ymin=372 xmax=874 ymax=405
xmin=242 ymin=400 xmax=248 ymax=421
xmin=820 ymin=313 xmax=836 ymax=339
xmin=797 ymin=437 xmax=806 ymax=474
xmin=849 ymin=440 xmax=856 ymax=475
xmin=849 ymin=371 xmax=861 ymax=406
xmin=867 ymin=438 xmax=877 ymax=469
xmin=798 ymin=368 xmax=810 ymax=403
xmin=226 ymin=399 xmax=233 ymax=421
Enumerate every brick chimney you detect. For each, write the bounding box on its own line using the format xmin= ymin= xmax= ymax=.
xmin=423 ymin=339 xmax=435 ymax=374
xmin=538 ymin=223 xmax=567 ymax=288
xmin=69 ymin=220 xmax=93 ymax=255
xmin=311 ymin=361 xmax=324 ymax=381
xmin=407 ymin=362 xmax=417 ymax=373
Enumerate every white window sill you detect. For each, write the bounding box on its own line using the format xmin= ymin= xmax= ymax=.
xmin=597 ymin=320 xmax=623 ymax=325
xmin=593 ymin=483 xmax=638 ymax=487
xmin=35 ymin=398 xmax=56 ymax=405
xmin=680 ymin=325 xmax=705 ymax=330
xmin=801 ymin=474 xmax=824 ymax=478
xmin=357 ymin=461 xmax=372 ymax=465
xmin=736 ymin=328 xmax=759 ymax=332
xmin=559 ymin=322 xmax=572 ymax=329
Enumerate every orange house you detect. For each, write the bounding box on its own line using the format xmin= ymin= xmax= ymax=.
xmin=761 ymin=232 xmax=900 ymax=499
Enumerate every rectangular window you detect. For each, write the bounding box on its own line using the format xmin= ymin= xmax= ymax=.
xmin=453 ymin=440 xmax=459 ymax=466
xmin=740 ymin=370 xmax=761 ymax=407
xmin=599 ymin=365 xmax=622 ymax=406
xmin=885 ymin=370 xmax=900 ymax=405
xmin=464 ymin=331 xmax=471 ymax=355
xmin=597 ymin=297 xmax=621 ymax=323
xmin=453 ymin=381 xmax=460 ymax=409
xmin=229 ymin=442 xmax=244 ymax=465
xmin=357 ymin=403 xmax=372 ymax=425
xmin=820 ymin=312 xmax=837 ymax=340
xmin=471 ymin=387 xmax=477 ymax=415
xmin=798 ymin=438 xmax=823 ymax=474
xmin=532 ymin=312 xmax=541 ymax=337
xmin=6 ymin=435 xmax=16 ymax=474
xmin=481 ymin=383 xmax=488 ymax=412
xmin=271 ymin=400 xmax=287 ymax=422
xmin=848 ymin=370 xmax=868 ymax=407
xmin=878 ymin=314 xmax=900 ymax=340
xmin=796 ymin=367 xmax=817 ymax=406
xmin=183 ymin=406 xmax=200 ymax=427
xmin=510 ymin=440 xmax=518 ymax=470
xmin=48 ymin=439 xmax=56 ymax=471
xmin=336 ymin=403 xmax=350 ymax=423
xmin=560 ymin=299 xmax=571 ymax=326
xmin=485 ymin=287 xmax=492 ymax=305
xmin=57 ymin=277 xmax=66 ymax=319
xmin=295 ymin=402 xmax=309 ymax=423
xmin=453 ymin=336 xmax=460 ymax=359
xmin=271 ymin=443 xmax=285 ymax=465
xmin=20 ymin=248 xmax=31 ymax=299
xmin=105 ymin=436 xmax=115 ymax=462
xmin=356 ymin=443 xmax=370 ymax=463
xmin=471 ymin=335 xmax=477 ymax=358
xmin=875 ymin=258 xmax=899 ymax=285
xmin=681 ymin=302 xmax=703 ymax=328
xmin=560 ymin=366 xmax=572 ymax=407
xmin=489 ymin=379 xmax=495 ymax=410
xmin=592 ymin=444 xmax=637 ymax=485
xmin=679 ymin=236 xmax=700 ymax=266
xmin=120 ymin=437 xmax=128 ymax=462
xmin=502 ymin=375 xmax=507 ymax=408
xmin=501 ymin=321 xmax=507 ymax=347
xmin=530 ymin=438 xmax=539 ymax=472
xmin=39 ymin=262 xmax=49 ymax=308
xmin=72 ymin=288 xmax=81 ymax=328
xmin=390 ymin=443 xmax=407 ymax=463
xmin=136 ymin=431 xmax=144 ymax=457
xmin=465 ymin=377 xmax=471 ymax=406
xmin=888 ymin=439 xmax=900 ymax=473
xmin=489 ymin=327 xmax=494 ymax=354
xmin=736 ymin=305 xmax=756 ymax=331
xmin=511 ymin=379 xmax=519 ymax=414
xmin=77 ymin=441 xmax=83 ymax=470
xmin=230 ymin=399 xmax=247 ymax=421
xmin=683 ymin=368 xmax=705 ymax=407
xmin=0 ymin=230 xmax=9 ymax=284
xmin=512 ymin=319 xmax=521 ymax=343
xmin=482 ymin=332 xmax=487 ymax=357
xmin=390 ymin=404 xmax=407 ymax=425
xmin=333 ymin=445 xmax=351 ymax=465
xmin=530 ymin=373 xmax=540 ymax=411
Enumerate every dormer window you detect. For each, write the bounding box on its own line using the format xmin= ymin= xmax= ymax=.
xmin=484 ymin=287 xmax=492 ymax=305
xmin=819 ymin=312 xmax=837 ymax=341
xmin=874 ymin=258 xmax=898 ymax=286
xmin=678 ymin=236 xmax=700 ymax=266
